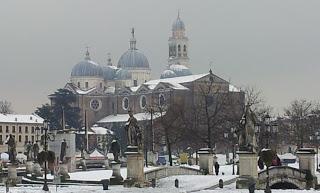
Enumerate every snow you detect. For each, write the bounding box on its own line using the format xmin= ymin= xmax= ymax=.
xmin=229 ymin=84 xmax=240 ymax=92
xmin=90 ymin=125 xmax=113 ymax=135
xmin=278 ymin=153 xmax=296 ymax=160
xmin=145 ymin=73 xmax=208 ymax=86
xmin=0 ymin=113 xmax=43 ymax=124
xmin=97 ymin=112 xmax=164 ymax=123
xmin=89 ymin=149 xmax=105 ymax=158
xmin=75 ymin=87 xmax=96 ymax=95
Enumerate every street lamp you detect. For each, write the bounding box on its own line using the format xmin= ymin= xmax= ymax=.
xmin=230 ymin=127 xmax=237 ymax=175
xmin=42 ymin=120 xmax=55 ymax=191
xmin=310 ymin=132 xmax=320 ymax=171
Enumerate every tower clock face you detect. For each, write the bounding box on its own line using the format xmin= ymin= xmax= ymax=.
xmin=90 ymin=99 xmax=102 ymax=111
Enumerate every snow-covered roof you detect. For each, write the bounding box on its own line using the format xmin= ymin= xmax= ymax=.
xmin=76 ymin=87 xmax=96 ymax=95
xmin=0 ymin=114 xmax=44 ymax=124
xmin=97 ymin=112 xmax=164 ymax=123
xmin=145 ymin=73 xmax=208 ymax=86
xmin=229 ymin=84 xmax=241 ymax=92
xmin=89 ymin=149 xmax=105 ymax=158
xmin=91 ymin=125 xmax=114 ymax=135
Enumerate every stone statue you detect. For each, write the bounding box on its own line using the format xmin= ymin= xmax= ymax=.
xmin=238 ymin=106 xmax=258 ymax=152
xmin=125 ymin=110 xmax=143 ymax=148
xmin=110 ymin=140 xmax=121 ymax=162
xmin=6 ymin=134 xmax=16 ymax=163
xmin=60 ymin=139 xmax=67 ymax=162
xmin=25 ymin=141 xmax=33 ymax=161
xmin=32 ymin=142 xmax=39 ymax=161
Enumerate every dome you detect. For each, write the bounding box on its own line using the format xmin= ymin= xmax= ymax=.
xmin=172 ymin=15 xmax=185 ymax=31
xmin=169 ymin=64 xmax=192 ymax=77
xmin=71 ymin=51 xmax=103 ymax=77
xmin=115 ymin=68 xmax=132 ymax=80
xmin=118 ymin=49 xmax=150 ymax=69
xmin=160 ymin=69 xmax=177 ymax=79
xmin=102 ymin=65 xmax=117 ymax=80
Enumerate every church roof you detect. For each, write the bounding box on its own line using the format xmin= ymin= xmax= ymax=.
xmin=98 ymin=112 xmax=164 ymax=123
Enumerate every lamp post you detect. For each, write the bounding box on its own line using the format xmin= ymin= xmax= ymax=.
xmin=230 ymin=127 xmax=237 ymax=175
xmin=42 ymin=120 xmax=55 ymax=192
xmin=224 ymin=132 xmax=229 ymax=164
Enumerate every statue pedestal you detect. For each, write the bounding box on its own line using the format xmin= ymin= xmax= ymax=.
xmin=32 ymin=162 xmax=43 ymax=177
xmin=236 ymin=151 xmax=258 ymax=189
xmin=198 ymin=148 xmax=214 ymax=175
xmin=297 ymin=148 xmax=316 ymax=175
xmin=7 ymin=164 xmax=18 ymax=186
xmin=124 ymin=146 xmax=145 ymax=187
xmin=26 ymin=161 xmax=34 ymax=174
xmin=110 ymin=161 xmax=123 ymax=185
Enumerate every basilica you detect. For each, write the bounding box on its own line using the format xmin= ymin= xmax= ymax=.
xmin=51 ymin=14 xmax=244 ymax=150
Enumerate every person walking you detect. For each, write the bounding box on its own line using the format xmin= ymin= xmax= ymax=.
xmin=215 ymin=161 xmax=220 ymax=175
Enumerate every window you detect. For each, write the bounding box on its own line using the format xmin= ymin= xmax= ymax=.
xmin=25 ymin=136 xmax=28 ymax=143
xmin=41 ymin=128 xmax=43 ymax=134
xmin=122 ymin=97 xmax=129 ymax=110
xmin=0 ymin=126 xmax=2 ymax=132
xmin=85 ymin=82 xmax=89 ymax=88
xmin=6 ymin=126 xmax=9 ymax=133
xmin=78 ymin=82 xmax=80 ymax=87
xmin=12 ymin=126 xmax=15 ymax=133
xmin=178 ymin=45 xmax=181 ymax=52
xmin=18 ymin=126 xmax=22 ymax=133
xmin=31 ymin=136 xmax=34 ymax=143
xmin=0 ymin=135 xmax=2 ymax=143
xmin=140 ymin=95 xmax=147 ymax=109
xmin=18 ymin=135 xmax=21 ymax=142
xmin=112 ymin=102 xmax=115 ymax=114
xmin=133 ymin=80 xmax=138 ymax=86
xmin=25 ymin=126 xmax=28 ymax=133
xmin=183 ymin=45 xmax=187 ymax=52
xmin=31 ymin=127 xmax=35 ymax=133
xmin=90 ymin=99 xmax=102 ymax=111
xmin=159 ymin=94 xmax=165 ymax=106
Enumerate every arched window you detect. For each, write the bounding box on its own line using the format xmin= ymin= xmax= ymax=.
xmin=183 ymin=45 xmax=187 ymax=52
xmin=140 ymin=95 xmax=147 ymax=109
xmin=178 ymin=45 xmax=181 ymax=52
xmin=122 ymin=97 xmax=129 ymax=110
xmin=159 ymin=94 xmax=165 ymax=106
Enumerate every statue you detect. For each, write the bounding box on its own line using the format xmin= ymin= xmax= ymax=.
xmin=110 ymin=140 xmax=121 ymax=162
xmin=125 ymin=110 xmax=143 ymax=148
xmin=25 ymin=141 xmax=33 ymax=161
xmin=60 ymin=139 xmax=67 ymax=162
xmin=6 ymin=134 xmax=16 ymax=163
xmin=32 ymin=142 xmax=40 ymax=161
xmin=237 ymin=106 xmax=258 ymax=152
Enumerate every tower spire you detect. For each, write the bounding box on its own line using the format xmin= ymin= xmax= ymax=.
xmin=85 ymin=46 xmax=91 ymax=60
xmin=129 ymin=27 xmax=137 ymax=50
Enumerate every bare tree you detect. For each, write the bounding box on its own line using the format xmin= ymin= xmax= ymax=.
xmin=284 ymin=99 xmax=314 ymax=148
xmin=0 ymin=100 xmax=13 ymax=114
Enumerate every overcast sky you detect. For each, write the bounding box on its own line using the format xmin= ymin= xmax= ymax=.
xmin=0 ymin=0 xmax=319 ymax=114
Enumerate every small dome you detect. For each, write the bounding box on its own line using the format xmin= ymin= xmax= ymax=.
xmin=169 ymin=64 xmax=192 ymax=77
xmin=160 ymin=69 xmax=177 ymax=79
xmin=102 ymin=65 xmax=117 ymax=80
xmin=172 ymin=15 xmax=185 ymax=31
xmin=118 ymin=49 xmax=149 ymax=69
xmin=115 ymin=68 xmax=132 ymax=80
xmin=71 ymin=51 xmax=103 ymax=77
xmin=71 ymin=60 xmax=103 ymax=77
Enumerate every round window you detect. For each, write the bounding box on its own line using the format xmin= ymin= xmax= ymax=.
xmin=159 ymin=94 xmax=165 ymax=106
xmin=140 ymin=95 xmax=147 ymax=109
xmin=122 ymin=97 xmax=129 ymax=110
xmin=90 ymin=99 xmax=102 ymax=111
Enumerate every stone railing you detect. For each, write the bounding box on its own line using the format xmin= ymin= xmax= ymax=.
xmin=257 ymin=166 xmax=308 ymax=189
xmin=145 ymin=166 xmax=201 ymax=180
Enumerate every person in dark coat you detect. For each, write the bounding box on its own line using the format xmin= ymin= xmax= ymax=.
xmin=110 ymin=140 xmax=121 ymax=162
xmin=215 ymin=161 xmax=220 ymax=175
xmin=258 ymin=157 xmax=264 ymax=170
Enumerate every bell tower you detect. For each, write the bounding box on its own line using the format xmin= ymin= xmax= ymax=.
xmin=168 ymin=12 xmax=190 ymax=67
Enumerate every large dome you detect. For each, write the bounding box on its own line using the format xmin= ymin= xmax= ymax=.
xmin=71 ymin=58 xmax=103 ymax=77
xmin=172 ymin=15 xmax=185 ymax=31
xmin=118 ymin=49 xmax=149 ymax=69
xmin=169 ymin=64 xmax=192 ymax=77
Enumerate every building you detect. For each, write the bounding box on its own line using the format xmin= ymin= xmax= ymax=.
xmin=0 ymin=114 xmax=44 ymax=153
xmin=49 ymin=14 xmax=245 ymax=152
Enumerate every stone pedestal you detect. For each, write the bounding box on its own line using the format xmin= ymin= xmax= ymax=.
xmin=236 ymin=151 xmax=258 ymax=189
xmin=297 ymin=148 xmax=316 ymax=176
xmin=147 ymin=151 xmax=158 ymax=166
xmin=124 ymin=146 xmax=145 ymax=187
xmin=32 ymin=163 xmax=43 ymax=177
xmin=104 ymin=159 xmax=110 ymax=170
xmin=110 ymin=161 xmax=123 ymax=185
xmin=26 ymin=161 xmax=34 ymax=174
xmin=198 ymin=148 xmax=214 ymax=175
xmin=7 ymin=164 xmax=18 ymax=186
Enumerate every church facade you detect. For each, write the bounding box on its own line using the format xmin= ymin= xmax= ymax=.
xmin=50 ymin=14 xmax=245 ymax=151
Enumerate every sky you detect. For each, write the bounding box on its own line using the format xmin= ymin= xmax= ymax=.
xmin=0 ymin=0 xmax=319 ymax=115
